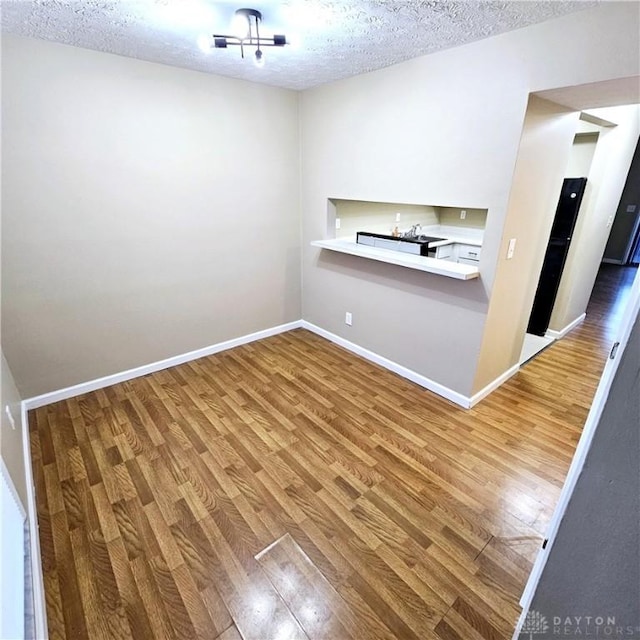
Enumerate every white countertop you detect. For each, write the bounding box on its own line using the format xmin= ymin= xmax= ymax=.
xmin=310 ymin=237 xmax=480 ymax=280
xmin=421 ymin=225 xmax=484 ymax=247
xmin=429 ymin=236 xmax=483 ymax=248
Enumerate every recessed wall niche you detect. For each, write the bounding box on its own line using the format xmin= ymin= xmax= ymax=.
xmin=327 ymin=198 xmax=487 ymax=239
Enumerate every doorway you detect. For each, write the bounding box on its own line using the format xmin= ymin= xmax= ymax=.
xmin=519 ymin=129 xmax=599 ymax=365
xmin=602 ymin=137 xmax=640 ymax=267
xmin=527 ymin=176 xmax=588 ymax=337
xmin=518 ymin=106 xmax=638 ymax=367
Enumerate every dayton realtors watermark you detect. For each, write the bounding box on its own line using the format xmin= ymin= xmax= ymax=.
xmin=521 ymin=610 xmax=640 ymax=638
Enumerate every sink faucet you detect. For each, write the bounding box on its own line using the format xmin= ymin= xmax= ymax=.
xmin=406 ymin=223 xmax=422 ymax=238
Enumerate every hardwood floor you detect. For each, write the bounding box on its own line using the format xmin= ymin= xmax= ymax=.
xmin=29 ymin=265 xmax=637 ymax=640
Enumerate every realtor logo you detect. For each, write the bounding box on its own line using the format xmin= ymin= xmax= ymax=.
xmin=521 ymin=610 xmax=549 ymax=638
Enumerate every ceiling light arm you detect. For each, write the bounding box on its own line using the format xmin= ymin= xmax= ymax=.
xmin=254 ymin=9 xmax=261 ymax=61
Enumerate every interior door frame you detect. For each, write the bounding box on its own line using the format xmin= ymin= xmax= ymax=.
xmin=513 ymin=264 xmax=640 ymax=638
xmin=1 ymin=456 xmax=27 ymax=639
xmin=623 ymin=211 xmax=640 ymax=264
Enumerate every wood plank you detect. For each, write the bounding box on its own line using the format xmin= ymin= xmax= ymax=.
xmin=256 ymin=534 xmax=357 ymax=640
xmin=29 ymin=266 xmax=627 ymax=640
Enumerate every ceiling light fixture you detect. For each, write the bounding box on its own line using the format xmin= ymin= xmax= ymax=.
xmin=208 ymin=8 xmax=287 ymax=67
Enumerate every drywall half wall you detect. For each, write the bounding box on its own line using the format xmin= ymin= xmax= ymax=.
xmin=1 ymin=35 xmax=301 ymax=397
xmin=0 ymin=351 xmax=26 ymax=508
xmin=526 ymin=315 xmax=640 ymax=636
xmin=549 ymin=105 xmax=640 ymax=334
xmin=301 ymin=2 xmax=640 ymax=399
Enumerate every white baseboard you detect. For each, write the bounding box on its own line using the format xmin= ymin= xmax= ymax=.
xmin=545 ymin=313 xmax=586 ymax=340
xmin=301 ymin=321 xmax=471 ymax=408
xmin=20 ymin=403 xmax=48 ymax=640
xmin=23 ymin=320 xmax=303 ymax=410
xmin=468 ymin=363 xmax=520 ymax=408
xmin=18 ymin=317 xmax=524 ymax=639
xmin=20 ymin=317 xmax=531 ymax=415
xmin=20 ymin=320 xmax=302 ymax=639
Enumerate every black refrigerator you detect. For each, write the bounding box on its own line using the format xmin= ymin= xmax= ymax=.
xmin=527 ymin=177 xmax=588 ymax=337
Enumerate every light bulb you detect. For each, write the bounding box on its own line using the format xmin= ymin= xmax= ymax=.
xmin=286 ymin=33 xmax=301 ymax=50
xmin=232 ymin=13 xmax=249 ymax=39
xmin=254 ymin=49 xmax=265 ymax=68
xmin=197 ymin=34 xmax=211 ymax=53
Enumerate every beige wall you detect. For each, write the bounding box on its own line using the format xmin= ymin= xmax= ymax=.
xmin=437 ymin=208 xmax=488 ymax=229
xmin=2 ymin=4 xmax=640 ymax=403
xmin=333 ymin=200 xmax=439 ymax=239
xmin=549 ymin=105 xmax=640 ymax=332
xmin=301 ymin=3 xmax=640 ymax=397
xmin=565 ymin=133 xmax=598 ymax=178
xmin=1 ymin=352 xmax=26 ymax=508
xmin=332 ymin=201 xmax=487 ymax=239
xmin=1 ymin=35 xmax=301 ymax=397
xmin=474 ymin=97 xmax=580 ymax=390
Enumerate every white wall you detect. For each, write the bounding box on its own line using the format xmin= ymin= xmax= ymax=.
xmin=0 ymin=352 xmax=26 ymax=508
xmin=1 ymin=35 xmax=301 ymax=397
xmin=301 ymin=2 xmax=640 ymax=398
xmin=1 ymin=456 xmax=26 ymax=640
xmin=0 ymin=356 xmax=29 ymax=640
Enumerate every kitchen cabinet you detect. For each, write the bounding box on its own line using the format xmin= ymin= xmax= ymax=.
xmin=432 ymin=242 xmax=481 ymax=263
xmin=435 ymin=244 xmax=454 ymax=260
xmin=456 ymin=244 xmax=481 ymax=262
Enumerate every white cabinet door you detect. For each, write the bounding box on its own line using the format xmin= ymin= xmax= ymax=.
xmin=436 ymin=244 xmax=453 ymax=260
xmin=373 ymin=238 xmax=401 ymax=251
xmin=356 ymin=234 xmax=375 ymax=247
xmin=456 ymin=244 xmax=481 ymax=261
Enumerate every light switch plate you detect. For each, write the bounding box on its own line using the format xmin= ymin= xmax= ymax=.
xmin=4 ymin=405 xmax=16 ymax=430
xmin=335 ymin=218 xmax=341 ymax=230
xmin=507 ymin=238 xmax=516 ymax=260
xmin=626 ymin=204 xmax=637 ymax=213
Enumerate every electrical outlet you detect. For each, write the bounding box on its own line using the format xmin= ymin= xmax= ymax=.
xmin=460 ymin=210 xmax=467 ymax=220
xmin=507 ymin=238 xmax=517 ymax=260
xmin=5 ymin=405 xmax=16 ymax=430
xmin=395 ymin=212 xmax=401 ymax=223
xmin=335 ymin=218 xmax=341 ymax=230
xmin=345 ymin=312 xmax=353 ymax=326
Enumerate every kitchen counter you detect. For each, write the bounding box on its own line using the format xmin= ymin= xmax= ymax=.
xmin=310 ymin=238 xmax=480 ymax=280
xmin=425 ymin=224 xmax=484 ymax=247
xmin=429 ymin=236 xmax=482 ymax=248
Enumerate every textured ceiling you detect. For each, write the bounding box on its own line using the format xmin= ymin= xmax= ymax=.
xmin=1 ymin=0 xmax=598 ymax=91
